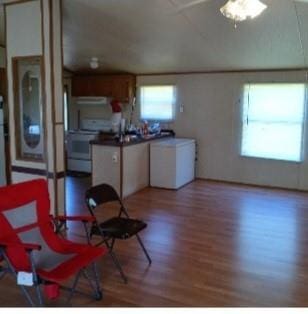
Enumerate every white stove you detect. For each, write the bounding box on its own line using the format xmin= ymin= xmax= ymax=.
xmin=67 ymin=119 xmax=112 ymax=173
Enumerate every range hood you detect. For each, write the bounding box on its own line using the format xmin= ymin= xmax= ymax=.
xmin=76 ymin=97 xmax=109 ymax=105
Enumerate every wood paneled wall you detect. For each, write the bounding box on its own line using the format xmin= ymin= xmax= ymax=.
xmin=5 ymin=0 xmax=65 ymax=214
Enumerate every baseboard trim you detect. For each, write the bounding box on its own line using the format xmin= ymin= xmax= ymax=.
xmin=195 ymin=177 xmax=308 ymax=193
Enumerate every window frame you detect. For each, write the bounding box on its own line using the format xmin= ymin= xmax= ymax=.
xmin=239 ymin=82 xmax=307 ymax=163
xmin=138 ymin=85 xmax=177 ymax=122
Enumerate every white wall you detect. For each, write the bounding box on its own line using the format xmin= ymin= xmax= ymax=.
xmin=6 ymin=0 xmax=65 ymax=214
xmin=6 ymin=0 xmax=45 ymax=171
xmin=137 ymin=70 xmax=308 ymax=190
xmin=0 ymin=47 xmax=5 ymax=68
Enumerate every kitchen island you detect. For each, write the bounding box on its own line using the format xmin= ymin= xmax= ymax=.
xmin=90 ymin=132 xmax=174 ymax=198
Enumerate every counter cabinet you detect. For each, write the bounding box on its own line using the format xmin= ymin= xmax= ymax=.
xmin=91 ymin=134 xmax=173 ymax=198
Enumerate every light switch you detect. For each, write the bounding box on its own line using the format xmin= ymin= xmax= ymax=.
xmin=180 ymin=104 xmax=184 ymax=113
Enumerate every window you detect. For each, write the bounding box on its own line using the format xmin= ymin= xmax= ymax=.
xmin=140 ymin=85 xmax=176 ymax=121
xmin=241 ymin=83 xmax=306 ymax=162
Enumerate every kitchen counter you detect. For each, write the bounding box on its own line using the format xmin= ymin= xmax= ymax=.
xmin=90 ymin=132 xmax=174 ymax=147
xmin=91 ymin=131 xmax=174 ymax=198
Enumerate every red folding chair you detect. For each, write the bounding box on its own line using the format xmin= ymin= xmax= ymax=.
xmin=0 ymin=179 xmax=107 ymax=306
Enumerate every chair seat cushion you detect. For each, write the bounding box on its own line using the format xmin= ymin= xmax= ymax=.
xmin=91 ymin=217 xmax=147 ymax=239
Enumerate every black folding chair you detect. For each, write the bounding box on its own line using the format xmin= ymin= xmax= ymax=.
xmin=85 ymin=183 xmax=152 ymax=283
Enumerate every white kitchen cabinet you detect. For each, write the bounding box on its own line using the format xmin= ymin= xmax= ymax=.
xmin=91 ymin=135 xmax=172 ymax=198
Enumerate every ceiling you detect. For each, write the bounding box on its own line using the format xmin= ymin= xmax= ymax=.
xmin=2 ymin=0 xmax=308 ymax=74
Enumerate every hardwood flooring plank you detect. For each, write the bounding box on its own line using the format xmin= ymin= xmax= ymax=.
xmin=1 ymin=177 xmax=308 ymax=306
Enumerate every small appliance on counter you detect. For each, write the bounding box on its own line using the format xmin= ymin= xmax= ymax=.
xmin=148 ymin=122 xmax=161 ymax=135
xmin=66 ymin=118 xmax=112 ymax=173
xmin=111 ymin=112 xmax=122 ymax=133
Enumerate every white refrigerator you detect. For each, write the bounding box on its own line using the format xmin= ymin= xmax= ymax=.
xmin=150 ymin=138 xmax=196 ymax=189
xmin=0 ymin=96 xmax=6 ymax=186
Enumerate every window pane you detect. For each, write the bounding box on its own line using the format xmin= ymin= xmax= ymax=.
xmin=241 ymin=84 xmax=305 ymax=162
xmin=140 ymin=86 xmax=175 ymax=121
xmin=243 ymin=84 xmax=305 ymax=123
xmin=242 ymin=122 xmax=303 ymax=161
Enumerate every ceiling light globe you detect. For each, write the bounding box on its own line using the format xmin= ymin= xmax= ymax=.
xmin=220 ymin=0 xmax=267 ymax=23
xmin=90 ymin=57 xmax=99 ymax=69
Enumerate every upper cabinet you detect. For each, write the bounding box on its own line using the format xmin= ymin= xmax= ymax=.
xmin=72 ymin=74 xmax=136 ymax=103
xmin=110 ymin=75 xmax=135 ymax=102
xmin=71 ymin=76 xmax=91 ymax=97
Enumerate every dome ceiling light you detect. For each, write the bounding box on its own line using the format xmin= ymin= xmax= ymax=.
xmin=174 ymin=0 xmax=270 ymax=27
xmin=90 ymin=57 xmax=99 ymax=69
xmin=220 ymin=0 xmax=267 ymax=27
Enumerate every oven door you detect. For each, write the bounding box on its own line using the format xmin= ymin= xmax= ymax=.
xmin=67 ymin=132 xmax=96 ymax=160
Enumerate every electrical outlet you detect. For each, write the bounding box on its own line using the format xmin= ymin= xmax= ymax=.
xmin=180 ymin=104 xmax=184 ymax=113
xmin=112 ymin=152 xmax=118 ymax=163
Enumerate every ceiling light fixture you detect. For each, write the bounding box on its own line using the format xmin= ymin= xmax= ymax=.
xmin=90 ymin=57 xmax=99 ymax=69
xmin=220 ymin=0 xmax=267 ymax=27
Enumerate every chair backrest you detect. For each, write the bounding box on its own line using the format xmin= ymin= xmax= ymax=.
xmin=0 ymin=179 xmax=77 ymax=274
xmin=0 ymin=179 xmax=51 ymax=271
xmin=85 ymin=183 xmax=121 ymax=213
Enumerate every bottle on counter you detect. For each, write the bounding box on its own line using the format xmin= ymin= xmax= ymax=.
xmin=120 ymin=118 xmax=126 ymax=134
xmin=143 ymin=120 xmax=148 ymax=136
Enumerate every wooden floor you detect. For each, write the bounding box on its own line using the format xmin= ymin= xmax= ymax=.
xmin=1 ymin=177 xmax=308 ymax=307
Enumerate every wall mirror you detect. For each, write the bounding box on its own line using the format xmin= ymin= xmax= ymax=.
xmin=13 ymin=56 xmax=44 ymax=161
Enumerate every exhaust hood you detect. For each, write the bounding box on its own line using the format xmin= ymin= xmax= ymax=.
xmin=76 ymin=97 xmax=109 ymax=105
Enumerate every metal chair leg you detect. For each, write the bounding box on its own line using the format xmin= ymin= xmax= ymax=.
xmin=82 ymin=263 xmax=102 ymax=300
xmin=66 ymin=270 xmax=82 ymax=305
xmin=0 ymin=264 xmax=8 ymax=280
xmin=0 ymin=249 xmax=36 ymax=306
xmin=92 ymin=262 xmax=103 ymax=300
xmin=136 ymin=234 xmax=152 ymax=265
xmin=102 ymin=237 xmax=128 ymax=284
xmin=29 ymin=251 xmax=44 ymax=306
xmin=108 ymin=249 xmax=128 ymax=284
xmin=83 ymin=222 xmax=91 ymax=244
